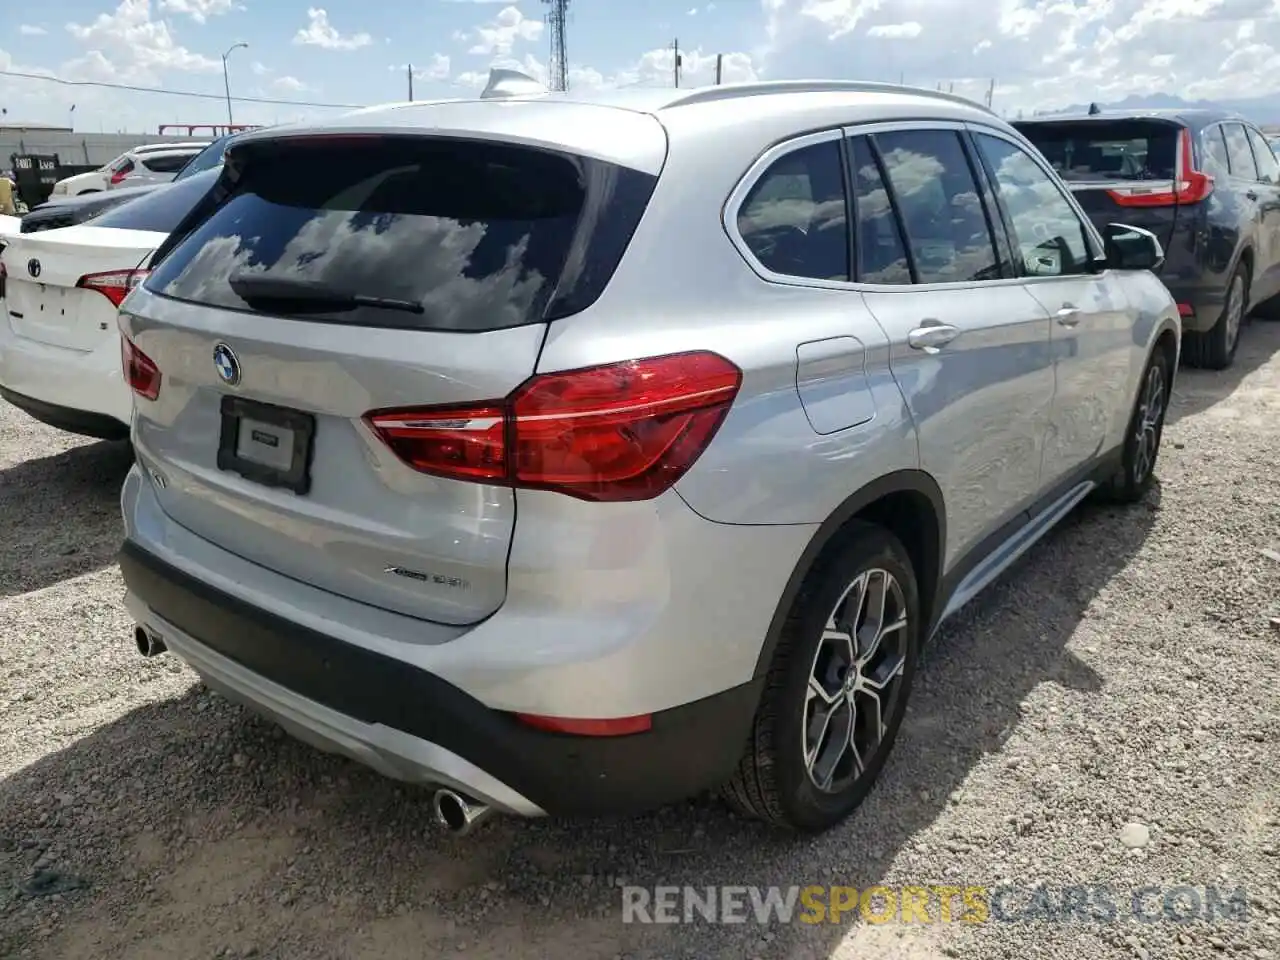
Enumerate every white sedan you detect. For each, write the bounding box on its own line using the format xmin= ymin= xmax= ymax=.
xmin=0 ymin=169 xmax=218 ymax=439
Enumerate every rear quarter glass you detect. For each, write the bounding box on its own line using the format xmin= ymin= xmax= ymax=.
xmin=143 ymin=136 xmax=659 ymax=332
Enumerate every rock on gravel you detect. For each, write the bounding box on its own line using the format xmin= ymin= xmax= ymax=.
xmin=2 ymin=324 xmax=1279 ymax=960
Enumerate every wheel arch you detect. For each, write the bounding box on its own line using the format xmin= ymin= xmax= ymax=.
xmin=751 ymin=470 xmax=946 ymax=679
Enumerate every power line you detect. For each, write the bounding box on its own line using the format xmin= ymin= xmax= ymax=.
xmin=0 ymin=68 xmax=364 ymax=110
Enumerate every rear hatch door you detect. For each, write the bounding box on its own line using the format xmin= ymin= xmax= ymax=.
xmin=1014 ymin=116 xmax=1186 ymax=261
xmin=123 ymin=125 xmax=662 ymax=625
xmin=0 ymin=225 xmax=164 ymax=351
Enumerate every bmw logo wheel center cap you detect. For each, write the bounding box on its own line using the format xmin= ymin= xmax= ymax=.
xmin=213 ymin=343 xmax=241 ymax=386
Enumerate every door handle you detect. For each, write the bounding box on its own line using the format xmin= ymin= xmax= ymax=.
xmin=1055 ymin=306 xmax=1082 ymax=327
xmin=907 ymin=321 xmax=960 ymax=352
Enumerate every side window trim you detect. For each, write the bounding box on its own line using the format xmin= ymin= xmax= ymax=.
xmin=965 ymin=122 xmax=1105 ymax=264
xmin=850 ymin=133 xmax=920 ymax=284
xmin=957 ymin=129 xmax=1016 ymax=280
xmin=837 ymin=136 xmax=858 ymax=284
xmin=722 ymin=127 xmax=854 ymax=291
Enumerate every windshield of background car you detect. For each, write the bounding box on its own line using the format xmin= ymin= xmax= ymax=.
xmin=173 ymin=139 xmax=230 ymax=182
xmin=1015 ymin=119 xmax=1180 ymax=182
xmin=87 ymin=169 xmax=220 ymax=233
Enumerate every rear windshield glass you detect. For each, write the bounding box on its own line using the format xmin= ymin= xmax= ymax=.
xmin=88 ymin=169 xmax=220 ymax=233
xmin=145 ymin=138 xmax=593 ymax=332
xmin=1014 ymin=119 xmax=1179 ymax=182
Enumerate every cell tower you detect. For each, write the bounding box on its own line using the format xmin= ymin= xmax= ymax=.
xmin=543 ymin=0 xmax=569 ymax=92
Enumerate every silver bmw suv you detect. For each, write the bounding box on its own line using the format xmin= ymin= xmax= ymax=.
xmin=116 ymin=72 xmax=1179 ymax=834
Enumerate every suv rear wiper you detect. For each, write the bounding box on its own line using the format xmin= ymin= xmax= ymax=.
xmin=228 ymin=273 xmax=425 ymax=314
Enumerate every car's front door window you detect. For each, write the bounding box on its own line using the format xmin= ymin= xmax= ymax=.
xmin=973 ymin=133 xmax=1092 ymax=278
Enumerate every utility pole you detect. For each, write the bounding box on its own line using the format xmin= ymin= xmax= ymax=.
xmin=715 ymin=53 xmax=723 ymax=85
xmin=672 ymin=38 xmax=681 ymax=87
xmin=408 ymin=64 xmax=414 ymax=101
xmin=985 ymin=78 xmax=995 ymax=108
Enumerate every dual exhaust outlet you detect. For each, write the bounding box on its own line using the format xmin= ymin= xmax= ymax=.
xmin=132 ymin=624 xmax=493 ymax=835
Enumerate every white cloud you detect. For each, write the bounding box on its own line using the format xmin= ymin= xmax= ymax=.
xmin=157 ymin=0 xmax=243 ymax=24
xmin=272 ymin=75 xmax=309 ymax=93
xmin=65 ymin=0 xmax=221 ymax=82
xmin=867 ymin=20 xmax=922 ymax=38
xmin=293 ymin=7 xmax=373 ymax=50
xmin=18 ymin=24 xmax=47 ymax=36
xmin=466 ymin=6 xmax=543 ymax=56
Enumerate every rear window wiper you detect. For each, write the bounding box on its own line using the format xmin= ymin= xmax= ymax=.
xmin=227 ymin=273 xmax=425 ymax=314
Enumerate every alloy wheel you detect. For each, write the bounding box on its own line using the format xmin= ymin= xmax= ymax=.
xmin=1132 ymin=363 xmax=1166 ymax=485
xmin=803 ymin=568 xmax=909 ymax=793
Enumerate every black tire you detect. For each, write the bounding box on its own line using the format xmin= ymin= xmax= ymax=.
xmin=1184 ymin=262 xmax=1248 ymax=370
xmin=1104 ymin=345 xmax=1171 ymax=504
xmin=723 ymin=523 xmax=920 ymax=832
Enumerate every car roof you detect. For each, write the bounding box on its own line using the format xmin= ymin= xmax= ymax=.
xmin=229 ymin=74 xmax=1007 ymax=176
xmin=133 ymin=141 xmax=211 ymax=153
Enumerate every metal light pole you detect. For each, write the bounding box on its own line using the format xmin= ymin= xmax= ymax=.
xmin=222 ymin=41 xmax=248 ymax=126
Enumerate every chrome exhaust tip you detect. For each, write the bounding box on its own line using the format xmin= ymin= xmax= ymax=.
xmin=432 ymin=788 xmax=491 ymax=836
xmin=134 ymin=625 xmax=166 ymax=657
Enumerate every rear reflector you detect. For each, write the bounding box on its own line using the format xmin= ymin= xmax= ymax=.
xmin=121 ymin=335 xmax=161 ymax=401
xmin=365 ymin=351 xmax=742 ymax=502
xmin=1177 ymin=303 xmax=1194 ymax=318
xmin=513 ymin=713 xmax=653 ymax=737
xmin=1107 ymin=127 xmax=1213 ymax=208
xmin=78 ymin=269 xmax=149 ymax=308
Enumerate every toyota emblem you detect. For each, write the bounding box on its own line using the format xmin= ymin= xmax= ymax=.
xmin=26 ymin=259 xmax=40 ymax=279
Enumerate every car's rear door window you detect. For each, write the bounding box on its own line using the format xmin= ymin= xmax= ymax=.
xmin=142 ymin=153 xmax=196 ymax=174
xmin=847 ymin=136 xmax=911 ymax=284
xmin=1223 ymin=123 xmax=1259 ymax=180
xmin=872 ymin=129 xmax=1001 ymax=284
xmin=146 ymin=137 xmax=609 ymax=331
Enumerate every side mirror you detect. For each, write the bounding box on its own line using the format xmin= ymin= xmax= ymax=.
xmin=1103 ymin=223 xmax=1165 ymax=272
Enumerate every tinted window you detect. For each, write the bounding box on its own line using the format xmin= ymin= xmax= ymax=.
xmin=1202 ymin=126 xmax=1231 ymax=176
xmin=1223 ymin=123 xmax=1258 ymax=179
xmin=874 ymin=129 xmax=1000 ymax=284
xmin=88 ymin=169 xmax=219 ymax=233
xmin=1246 ymin=127 xmax=1279 ymax=184
xmin=147 ymin=139 xmax=610 ymax=331
xmin=142 ymin=153 xmax=196 ymax=174
xmin=848 ymin=136 xmax=911 ymax=284
xmin=173 ymin=139 xmax=229 ymax=182
xmin=1015 ymin=119 xmax=1179 ymax=182
xmin=737 ymin=140 xmax=849 ymax=281
xmin=976 ymin=134 xmax=1091 ymax=278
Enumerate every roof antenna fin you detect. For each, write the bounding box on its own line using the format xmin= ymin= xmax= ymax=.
xmin=1088 ymin=101 xmax=1102 ymax=115
xmin=480 ymin=67 xmax=548 ymax=99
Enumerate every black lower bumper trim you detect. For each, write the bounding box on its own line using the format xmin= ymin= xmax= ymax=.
xmin=0 ymin=386 xmax=129 ymax=441
xmin=118 ymin=540 xmax=762 ymax=817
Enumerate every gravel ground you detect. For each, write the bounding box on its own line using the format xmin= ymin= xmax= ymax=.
xmin=1 ymin=324 xmax=1278 ymax=960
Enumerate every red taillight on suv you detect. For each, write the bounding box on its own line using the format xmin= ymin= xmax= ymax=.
xmin=1107 ymin=127 xmax=1213 ymax=208
xmin=78 ymin=269 xmax=149 ymax=308
xmin=366 ymin=351 xmax=742 ymax=502
xmin=121 ymin=335 xmax=161 ymax=401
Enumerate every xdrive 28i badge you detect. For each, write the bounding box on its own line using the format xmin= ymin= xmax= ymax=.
xmin=213 ymin=343 xmax=241 ymax=386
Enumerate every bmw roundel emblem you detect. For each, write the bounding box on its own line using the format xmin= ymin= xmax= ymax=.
xmin=213 ymin=343 xmax=241 ymax=386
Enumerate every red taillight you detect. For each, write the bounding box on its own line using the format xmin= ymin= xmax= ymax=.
xmin=77 ymin=269 xmax=149 ymax=308
xmin=121 ymin=336 xmax=161 ymax=401
xmin=1177 ymin=303 xmax=1194 ymax=318
xmin=109 ymin=168 xmax=129 ymax=186
xmin=365 ymin=351 xmax=742 ymax=502
xmin=514 ymin=713 xmax=653 ymax=737
xmin=1107 ymin=128 xmax=1213 ymax=208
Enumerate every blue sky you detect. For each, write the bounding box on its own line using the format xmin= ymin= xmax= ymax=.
xmin=2 ymin=1 xmax=1279 ymax=133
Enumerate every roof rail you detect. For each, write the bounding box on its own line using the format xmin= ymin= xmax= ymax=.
xmin=661 ymin=79 xmax=997 ymax=116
